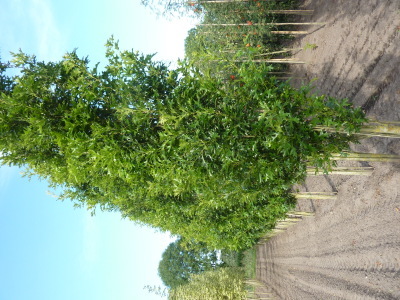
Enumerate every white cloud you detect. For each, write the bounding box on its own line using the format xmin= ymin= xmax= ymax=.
xmin=0 ymin=0 xmax=69 ymax=84
xmin=29 ymin=0 xmax=66 ymax=60
xmin=0 ymin=0 xmax=66 ymax=61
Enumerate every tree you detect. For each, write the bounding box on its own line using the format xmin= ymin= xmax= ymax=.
xmin=168 ymin=267 xmax=247 ymax=300
xmin=0 ymin=39 xmax=366 ymax=249
xmin=158 ymin=238 xmax=222 ymax=289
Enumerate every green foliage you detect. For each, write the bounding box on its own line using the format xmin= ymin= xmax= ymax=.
xmin=168 ymin=267 xmax=247 ymax=300
xmin=158 ymin=238 xmax=223 ymax=289
xmin=303 ymin=43 xmax=318 ymax=50
xmin=0 ymin=38 xmax=366 ymax=250
xmin=184 ymin=0 xmax=300 ymax=78
xmin=220 ymin=247 xmax=256 ymax=280
xmin=220 ymin=250 xmax=243 ymax=268
xmin=242 ymin=247 xmax=257 ymax=280
xmin=0 ymin=38 xmax=177 ymax=212
xmin=0 ymin=60 xmax=14 ymax=95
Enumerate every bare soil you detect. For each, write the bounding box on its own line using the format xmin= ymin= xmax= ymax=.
xmin=256 ymin=1 xmax=400 ymax=299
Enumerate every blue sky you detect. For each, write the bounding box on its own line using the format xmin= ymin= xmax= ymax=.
xmin=0 ymin=0 xmax=197 ymax=299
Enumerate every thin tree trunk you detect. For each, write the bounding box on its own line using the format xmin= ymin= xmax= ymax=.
xmin=267 ymin=72 xmax=293 ymax=75
xmin=247 ymin=295 xmax=274 ymax=300
xmin=211 ymin=59 xmax=305 ymax=64
xmin=257 ymin=214 xmax=310 ymax=243
xmin=220 ymin=48 xmax=301 ymax=55
xmin=276 ymin=219 xmax=303 ymax=225
xmin=254 ymin=48 xmax=303 ymax=56
xmin=233 ymin=58 xmax=305 ymax=64
xmin=307 ymin=166 xmax=374 ymax=176
xmin=217 ymin=58 xmax=305 ymax=64
xmin=293 ymin=192 xmax=337 ymax=200
xmin=192 ymin=0 xmax=285 ymax=3
xmin=229 ymin=10 xmax=314 ymax=15
xmin=199 ymin=22 xmax=324 ymax=26
xmin=331 ymin=151 xmax=400 ymax=162
xmin=287 ymin=211 xmax=315 ymax=217
xmin=271 ymin=30 xmax=308 ymax=35
xmin=359 ymin=122 xmax=400 ymax=138
xmin=263 ymin=9 xmax=314 ymax=15
xmin=245 ymin=279 xmax=265 ymax=287
xmin=315 ymin=120 xmax=400 ymax=138
xmin=276 ymin=76 xmax=306 ymax=80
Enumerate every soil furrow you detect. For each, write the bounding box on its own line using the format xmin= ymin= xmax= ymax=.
xmin=257 ymin=1 xmax=400 ymax=298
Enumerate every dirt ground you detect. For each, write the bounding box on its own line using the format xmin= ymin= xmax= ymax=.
xmin=255 ymin=1 xmax=400 ymax=299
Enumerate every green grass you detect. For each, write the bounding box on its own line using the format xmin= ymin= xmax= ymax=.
xmin=303 ymin=43 xmax=318 ymax=50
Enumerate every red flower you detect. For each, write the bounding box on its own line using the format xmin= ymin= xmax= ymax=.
xmin=230 ymin=75 xmax=236 ymax=80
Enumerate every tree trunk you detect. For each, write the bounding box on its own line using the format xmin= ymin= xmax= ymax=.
xmin=199 ymin=22 xmax=324 ymax=26
xmin=331 ymin=151 xmax=400 ymax=162
xmin=293 ymin=192 xmax=337 ymax=200
xmin=307 ymin=166 xmax=374 ymax=176
xmin=315 ymin=120 xmax=400 ymax=138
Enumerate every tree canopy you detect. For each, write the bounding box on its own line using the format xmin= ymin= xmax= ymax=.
xmin=158 ymin=238 xmax=222 ymax=289
xmin=0 ymin=38 xmax=366 ymax=249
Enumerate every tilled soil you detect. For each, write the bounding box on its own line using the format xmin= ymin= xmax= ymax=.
xmin=255 ymin=1 xmax=400 ymax=299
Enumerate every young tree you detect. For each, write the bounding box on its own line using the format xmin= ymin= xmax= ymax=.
xmin=0 ymin=39 xmax=366 ymax=249
xmin=168 ymin=267 xmax=247 ymax=300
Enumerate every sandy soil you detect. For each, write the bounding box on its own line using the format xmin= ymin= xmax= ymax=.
xmin=255 ymin=1 xmax=400 ymax=299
